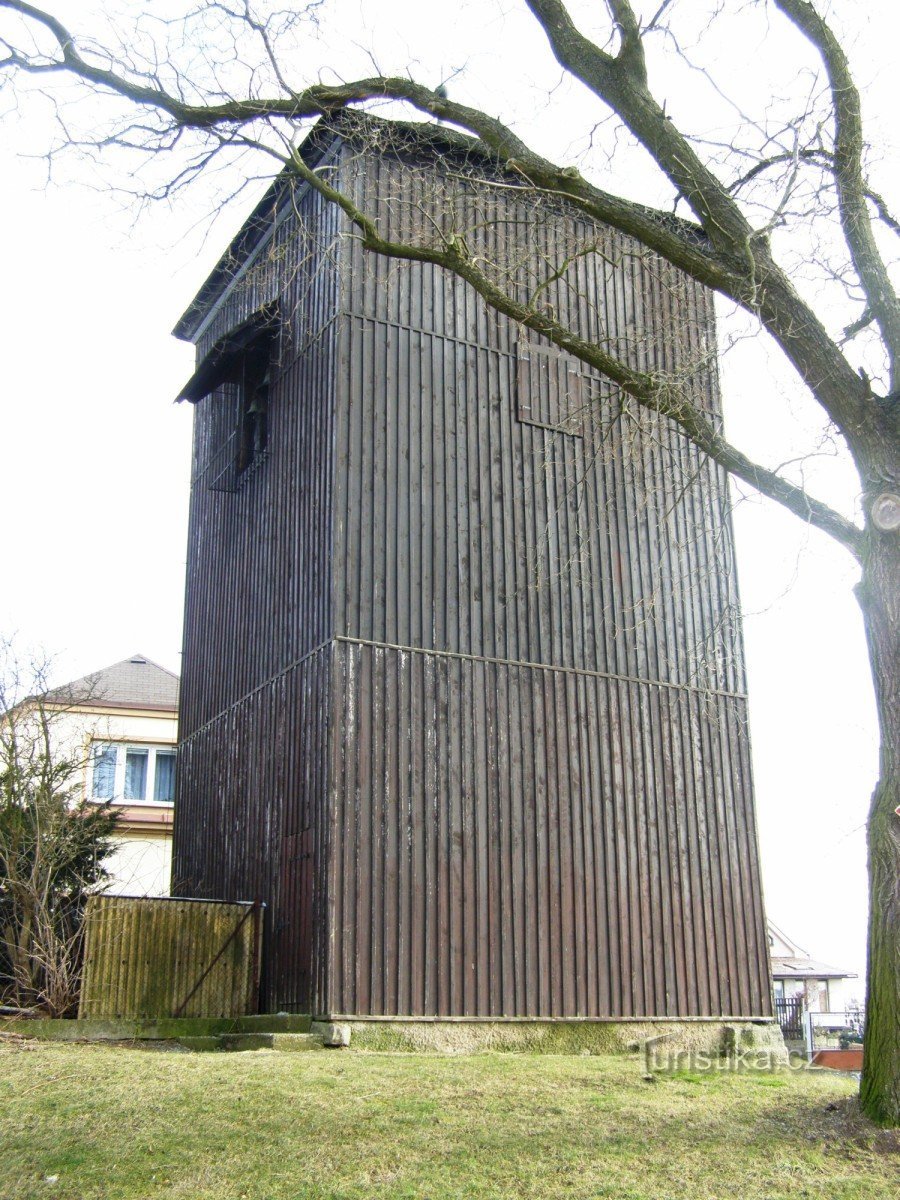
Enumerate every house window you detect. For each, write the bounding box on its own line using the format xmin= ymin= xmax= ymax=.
xmin=90 ymin=742 xmax=176 ymax=805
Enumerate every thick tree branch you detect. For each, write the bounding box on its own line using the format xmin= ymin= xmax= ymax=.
xmin=0 ymin=0 xmax=879 ymax=551
xmin=525 ymin=0 xmax=752 ymax=246
xmin=2 ymin=0 xmax=877 ymax=440
xmin=775 ymin=0 xmax=900 ymax=388
xmin=523 ymin=0 xmax=883 ymax=460
xmin=0 ymin=4 xmax=721 ymax=280
xmin=286 ymin=144 xmax=863 ymax=558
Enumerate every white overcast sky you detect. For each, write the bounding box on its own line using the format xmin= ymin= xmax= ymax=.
xmin=1 ymin=0 xmax=896 ymax=987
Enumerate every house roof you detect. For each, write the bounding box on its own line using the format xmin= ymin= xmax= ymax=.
xmin=771 ymin=956 xmax=857 ymax=981
xmin=43 ymin=654 xmax=179 ymax=713
xmin=767 ymin=918 xmax=807 ymax=958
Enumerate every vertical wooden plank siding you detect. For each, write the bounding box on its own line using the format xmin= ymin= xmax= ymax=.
xmin=172 ymin=128 xmax=772 ymax=1021
xmin=174 ymin=646 xmax=332 ymax=1011
xmin=323 ymin=144 xmax=770 ymax=1018
xmin=331 ymin=151 xmax=744 ymax=694
xmin=79 ymin=896 xmax=261 ymax=1019
xmin=171 ymin=177 xmax=339 ymax=1012
xmin=326 ymin=645 xmax=765 ymax=1017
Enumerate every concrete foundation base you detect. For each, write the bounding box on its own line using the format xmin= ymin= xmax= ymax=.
xmin=1 ymin=1013 xmax=788 ymax=1065
xmin=341 ymin=1018 xmax=788 ymax=1063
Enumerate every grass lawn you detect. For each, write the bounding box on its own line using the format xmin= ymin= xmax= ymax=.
xmin=1 ymin=1040 xmax=897 ymax=1199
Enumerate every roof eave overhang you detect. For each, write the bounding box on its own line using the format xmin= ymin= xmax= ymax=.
xmin=171 ymin=121 xmax=344 ymax=344
xmin=175 ymin=304 xmax=279 ymax=403
xmin=771 ymin=968 xmax=857 ymax=980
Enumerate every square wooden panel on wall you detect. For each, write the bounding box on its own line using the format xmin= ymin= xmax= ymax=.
xmin=516 ymin=338 xmax=584 ymax=437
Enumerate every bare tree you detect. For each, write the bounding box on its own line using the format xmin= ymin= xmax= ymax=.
xmin=0 ymin=0 xmax=896 ymax=1120
xmin=0 ymin=638 xmax=118 ymax=1016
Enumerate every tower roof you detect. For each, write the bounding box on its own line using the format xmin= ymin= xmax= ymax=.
xmin=172 ymin=111 xmax=708 ymax=345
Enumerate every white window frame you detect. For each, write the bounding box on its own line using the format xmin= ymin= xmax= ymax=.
xmin=89 ymin=741 xmax=176 ymax=806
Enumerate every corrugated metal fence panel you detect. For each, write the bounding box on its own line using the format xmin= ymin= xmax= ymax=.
xmin=326 ymin=640 xmax=770 ymax=1019
xmin=79 ymin=895 xmax=261 ymax=1019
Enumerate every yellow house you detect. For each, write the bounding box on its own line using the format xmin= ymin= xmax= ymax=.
xmin=45 ymin=654 xmax=179 ymax=896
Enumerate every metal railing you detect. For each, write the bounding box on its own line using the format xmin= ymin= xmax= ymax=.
xmin=804 ymin=1008 xmax=866 ymax=1058
xmin=774 ymin=995 xmax=804 ymax=1038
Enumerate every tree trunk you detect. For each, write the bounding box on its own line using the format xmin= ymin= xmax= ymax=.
xmin=857 ymin=529 xmax=900 ymax=1126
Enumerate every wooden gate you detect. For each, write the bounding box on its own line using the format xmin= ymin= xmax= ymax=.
xmin=79 ymin=895 xmax=263 ymax=1019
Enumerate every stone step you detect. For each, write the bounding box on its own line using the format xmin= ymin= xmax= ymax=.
xmin=234 ymin=1013 xmax=313 ymax=1034
xmin=219 ymin=1032 xmax=279 ymax=1052
xmin=177 ymin=1036 xmax=229 ymax=1052
xmin=176 ymin=1031 xmax=339 ymax=1053
xmin=175 ymin=1033 xmax=280 ymax=1052
xmin=271 ymin=1033 xmax=328 ymax=1052
xmin=0 ymin=1012 xmax=312 ymax=1041
xmin=0 ymin=1013 xmax=353 ymax=1053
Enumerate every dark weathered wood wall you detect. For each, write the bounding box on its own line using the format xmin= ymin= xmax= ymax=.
xmin=329 ymin=645 xmax=766 ymax=1017
xmin=173 ymin=128 xmax=771 ymax=1020
xmin=324 ymin=145 xmax=769 ymax=1018
xmin=172 ymin=174 xmax=339 ymax=1011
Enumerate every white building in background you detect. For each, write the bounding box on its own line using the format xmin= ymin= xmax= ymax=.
xmin=45 ymin=654 xmax=179 ymax=896
xmin=768 ymin=920 xmax=858 ymax=1013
